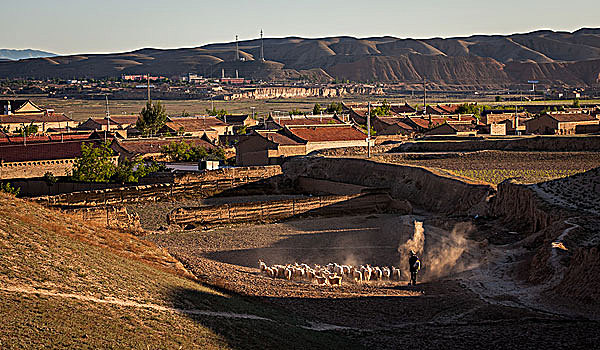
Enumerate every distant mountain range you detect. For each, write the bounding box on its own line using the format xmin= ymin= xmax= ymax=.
xmin=0 ymin=49 xmax=56 ymax=61
xmin=1 ymin=29 xmax=600 ymax=88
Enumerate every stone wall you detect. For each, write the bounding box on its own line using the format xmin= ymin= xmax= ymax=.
xmin=167 ymin=192 xmax=408 ymax=227
xmin=0 ymin=158 xmax=76 ymax=180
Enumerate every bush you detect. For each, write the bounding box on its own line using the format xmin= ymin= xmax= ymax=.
xmin=0 ymin=182 xmax=20 ymax=196
xmin=161 ymin=141 xmax=226 ymax=162
xmin=112 ymin=158 xmax=163 ymax=184
xmin=43 ymin=172 xmax=58 ymax=186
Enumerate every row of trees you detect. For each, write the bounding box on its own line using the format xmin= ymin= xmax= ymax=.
xmin=312 ymin=102 xmax=343 ymax=115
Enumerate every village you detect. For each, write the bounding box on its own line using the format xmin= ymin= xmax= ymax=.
xmin=2 ymin=18 xmax=600 ymax=348
xmin=2 ymin=97 xmax=600 ymax=185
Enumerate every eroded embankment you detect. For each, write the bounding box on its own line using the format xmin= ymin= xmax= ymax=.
xmin=491 ymin=179 xmax=600 ymax=310
xmin=283 ymin=157 xmax=599 ymax=312
xmin=283 ymin=157 xmax=493 ymax=215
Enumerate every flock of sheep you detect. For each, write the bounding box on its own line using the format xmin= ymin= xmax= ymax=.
xmin=259 ymin=260 xmax=405 ymax=287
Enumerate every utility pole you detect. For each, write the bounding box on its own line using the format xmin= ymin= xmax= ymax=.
xmin=105 ymin=95 xmax=110 ymax=142
xmin=147 ymin=74 xmax=151 ymax=102
xmin=423 ymin=78 xmax=427 ymax=112
xmin=367 ymin=102 xmax=371 ymax=158
xmin=235 ymin=35 xmax=240 ymax=61
xmin=260 ymin=30 xmax=265 ymax=61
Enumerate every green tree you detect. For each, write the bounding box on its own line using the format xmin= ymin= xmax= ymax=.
xmin=313 ymin=103 xmax=321 ymax=115
xmin=16 ymin=123 xmax=38 ymax=137
xmin=371 ymin=99 xmax=391 ymax=116
xmin=136 ymin=101 xmax=167 ymax=136
xmin=289 ymin=108 xmax=304 ymax=116
xmin=495 ymin=96 xmax=503 ymax=102
xmin=206 ymin=107 xmax=227 ymax=117
xmin=326 ymin=102 xmax=343 ymax=114
xmin=71 ymin=142 xmax=117 ymax=183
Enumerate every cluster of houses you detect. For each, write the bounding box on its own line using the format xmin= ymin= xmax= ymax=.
xmin=1 ymin=98 xmax=600 ymax=181
xmin=346 ymin=102 xmax=600 ymax=138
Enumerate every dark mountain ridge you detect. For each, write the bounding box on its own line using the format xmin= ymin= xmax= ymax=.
xmin=0 ymin=49 xmax=56 ymax=61
xmin=1 ymin=29 xmax=599 ymax=88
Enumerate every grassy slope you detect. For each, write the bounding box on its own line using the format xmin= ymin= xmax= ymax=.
xmin=0 ymin=193 xmax=357 ymax=349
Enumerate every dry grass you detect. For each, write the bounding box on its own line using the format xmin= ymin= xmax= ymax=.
xmin=0 ymin=193 xmax=359 ymax=349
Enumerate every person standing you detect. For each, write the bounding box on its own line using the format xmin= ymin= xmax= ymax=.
xmin=408 ymin=250 xmax=421 ymax=286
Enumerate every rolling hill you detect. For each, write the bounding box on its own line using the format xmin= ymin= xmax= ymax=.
xmin=0 ymin=192 xmax=357 ymax=349
xmin=1 ymin=28 xmax=600 ymax=88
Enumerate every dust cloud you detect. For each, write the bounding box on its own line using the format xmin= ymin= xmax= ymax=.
xmin=397 ymin=219 xmax=475 ymax=281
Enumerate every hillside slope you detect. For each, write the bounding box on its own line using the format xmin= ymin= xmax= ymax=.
xmin=0 ymin=193 xmax=356 ymax=349
xmin=1 ymin=29 xmax=599 ymax=87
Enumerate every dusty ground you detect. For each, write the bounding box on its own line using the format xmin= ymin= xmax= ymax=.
xmin=147 ymin=213 xmax=600 ymax=348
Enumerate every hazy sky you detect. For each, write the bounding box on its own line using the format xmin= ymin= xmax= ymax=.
xmin=4 ymin=0 xmax=599 ymax=55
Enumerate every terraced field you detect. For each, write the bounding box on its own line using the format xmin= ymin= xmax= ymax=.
xmin=376 ymin=151 xmax=600 ymax=185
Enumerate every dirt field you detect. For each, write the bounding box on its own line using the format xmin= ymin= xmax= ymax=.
xmin=32 ymin=96 xmax=369 ymax=122
xmin=374 ymin=151 xmax=600 ymax=185
xmin=147 ymin=213 xmax=600 ymax=348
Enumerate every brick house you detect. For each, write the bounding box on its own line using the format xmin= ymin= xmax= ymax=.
xmin=235 ymin=131 xmax=306 ymax=166
xmin=160 ymin=116 xmax=234 ymax=141
xmin=424 ymin=123 xmax=478 ymax=136
xmin=284 ymin=124 xmax=369 ymax=153
xmin=525 ymin=113 xmax=600 ymax=135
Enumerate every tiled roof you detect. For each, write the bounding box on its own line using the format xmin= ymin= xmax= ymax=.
xmin=547 ymin=113 xmax=598 ymax=122
xmin=166 ymin=116 xmax=229 ymax=132
xmin=221 ymin=114 xmax=250 ymax=125
xmin=109 ymin=115 xmax=139 ymax=125
xmin=0 ymin=140 xmax=96 ymax=162
xmin=0 ymin=113 xmax=72 ymax=124
xmin=115 ymin=137 xmax=214 ymax=155
xmin=376 ymin=117 xmax=415 ymax=131
xmin=287 ymin=125 xmax=366 ymax=142
xmin=0 ymin=100 xmax=35 ymax=114
xmin=0 ymin=133 xmax=93 ymax=145
xmin=276 ymin=117 xmax=342 ymax=126
xmin=256 ymin=131 xmax=302 ymax=145
xmin=390 ymin=104 xmax=416 ymax=114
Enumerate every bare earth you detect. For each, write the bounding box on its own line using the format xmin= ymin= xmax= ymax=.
xmin=147 ymin=214 xmax=600 ymax=349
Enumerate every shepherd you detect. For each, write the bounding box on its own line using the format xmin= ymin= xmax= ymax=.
xmin=408 ymin=250 xmax=421 ymax=286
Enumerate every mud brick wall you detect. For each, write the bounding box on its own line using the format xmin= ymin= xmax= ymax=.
xmin=167 ymin=192 xmax=403 ymax=227
xmin=64 ymin=206 xmax=142 ymax=232
xmin=32 ymin=166 xmax=282 ymax=207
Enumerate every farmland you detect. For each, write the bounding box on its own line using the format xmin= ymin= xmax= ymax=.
xmin=29 ymin=96 xmax=600 ymax=123
xmin=375 ymin=151 xmax=600 ymax=185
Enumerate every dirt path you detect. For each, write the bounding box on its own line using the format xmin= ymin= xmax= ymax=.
xmin=0 ymin=284 xmax=272 ymax=321
xmin=457 ymin=217 xmax=596 ymax=320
